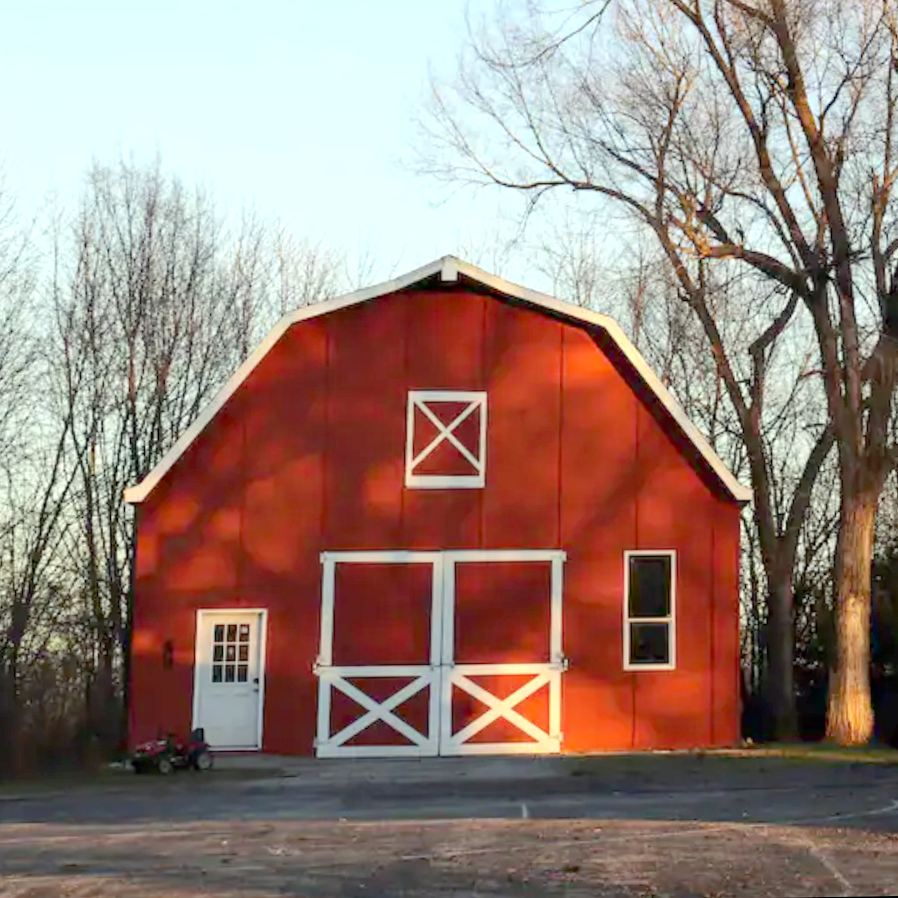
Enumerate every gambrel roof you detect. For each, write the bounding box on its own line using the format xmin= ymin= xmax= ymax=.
xmin=124 ymin=256 xmax=751 ymax=504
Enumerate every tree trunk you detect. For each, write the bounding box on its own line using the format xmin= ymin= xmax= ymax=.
xmin=826 ymin=492 xmax=876 ymax=745
xmin=93 ymin=632 xmax=118 ymax=754
xmin=767 ymin=571 xmax=798 ymax=740
xmin=0 ymin=667 xmax=14 ymax=777
xmin=0 ymin=662 xmax=25 ymax=779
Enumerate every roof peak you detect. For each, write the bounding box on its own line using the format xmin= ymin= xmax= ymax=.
xmin=123 ymin=256 xmax=751 ymax=504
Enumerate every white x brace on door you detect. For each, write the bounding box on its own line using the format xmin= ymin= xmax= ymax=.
xmin=314 ymin=549 xmax=566 ymax=758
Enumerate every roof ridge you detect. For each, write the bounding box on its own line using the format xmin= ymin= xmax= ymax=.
xmin=124 ymin=256 xmax=751 ymax=504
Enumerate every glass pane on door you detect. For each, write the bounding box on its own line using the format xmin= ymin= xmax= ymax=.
xmin=210 ymin=618 xmax=254 ymax=685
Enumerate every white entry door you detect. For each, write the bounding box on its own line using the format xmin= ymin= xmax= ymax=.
xmin=192 ymin=610 xmax=267 ymax=750
xmin=314 ymin=550 xmax=565 ymax=758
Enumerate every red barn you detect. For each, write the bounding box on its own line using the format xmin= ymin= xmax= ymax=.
xmin=125 ymin=256 xmax=749 ymax=757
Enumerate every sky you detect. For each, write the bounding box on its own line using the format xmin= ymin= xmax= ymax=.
xmin=0 ymin=0 xmax=529 ymax=285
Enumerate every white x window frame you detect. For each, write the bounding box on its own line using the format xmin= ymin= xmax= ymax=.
xmin=442 ymin=668 xmax=559 ymax=754
xmin=405 ymin=390 xmax=487 ymax=488
xmin=317 ymin=670 xmax=435 ymax=753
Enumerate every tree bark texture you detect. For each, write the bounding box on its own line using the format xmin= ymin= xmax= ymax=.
xmin=766 ymin=572 xmax=798 ymax=740
xmin=826 ymin=492 xmax=876 ymax=745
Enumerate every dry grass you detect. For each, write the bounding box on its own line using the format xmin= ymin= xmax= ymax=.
xmin=563 ymin=742 xmax=898 ymax=784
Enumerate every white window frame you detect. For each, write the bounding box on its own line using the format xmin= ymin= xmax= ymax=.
xmin=404 ymin=390 xmax=487 ymax=489
xmin=623 ymin=550 xmax=676 ymax=671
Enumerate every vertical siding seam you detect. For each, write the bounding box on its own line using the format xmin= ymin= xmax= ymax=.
xmin=631 ymin=367 xmax=639 ymax=747
xmin=557 ymin=324 xmax=563 ymax=550
xmin=634 ymin=391 xmax=640 ymax=548
xmin=238 ymin=406 xmax=247 ymax=602
xmin=710 ymin=509 xmax=717 ymax=745
xmin=734 ymin=515 xmax=741 ymax=743
xmin=320 ymin=320 xmax=330 ymax=550
xmin=480 ymin=295 xmax=485 ymax=549
xmin=400 ymin=293 xmax=409 ymax=546
xmin=557 ymin=325 xmax=564 ymax=750
xmin=480 ymin=298 xmax=488 ymax=550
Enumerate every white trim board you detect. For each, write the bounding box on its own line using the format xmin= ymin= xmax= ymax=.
xmin=123 ymin=256 xmax=751 ymax=504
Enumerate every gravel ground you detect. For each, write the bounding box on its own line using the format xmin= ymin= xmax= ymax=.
xmin=3 ymin=755 xmax=898 ymax=897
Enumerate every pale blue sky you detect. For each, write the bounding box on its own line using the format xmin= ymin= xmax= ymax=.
xmin=0 ymin=0 xmax=526 ymax=281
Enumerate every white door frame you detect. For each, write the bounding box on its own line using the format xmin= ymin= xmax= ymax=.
xmin=192 ymin=608 xmax=268 ymax=751
xmin=314 ymin=550 xmax=565 ymax=758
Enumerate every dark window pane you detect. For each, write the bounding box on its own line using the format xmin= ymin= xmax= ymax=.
xmin=629 ymin=556 xmax=671 ymax=618
xmin=239 ymin=624 xmax=250 ymax=642
xmin=214 ymin=624 xmax=224 ymax=642
xmin=226 ymin=645 xmax=236 ymax=662
xmin=237 ymin=664 xmax=248 ymax=682
xmin=212 ymin=664 xmax=222 ymax=683
xmin=225 ymin=664 xmax=235 ymax=682
xmin=630 ymin=623 xmax=670 ymax=665
xmin=213 ymin=645 xmax=223 ymax=662
xmin=238 ymin=645 xmax=249 ymax=662
xmin=226 ymin=624 xmax=238 ymax=642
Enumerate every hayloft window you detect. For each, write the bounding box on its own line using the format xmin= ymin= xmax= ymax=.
xmin=624 ymin=551 xmax=675 ymax=670
xmin=405 ymin=391 xmax=487 ymax=488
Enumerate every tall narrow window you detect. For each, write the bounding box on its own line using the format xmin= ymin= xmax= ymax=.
xmin=624 ymin=551 xmax=675 ymax=670
xmin=405 ymin=390 xmax=487 ymax=488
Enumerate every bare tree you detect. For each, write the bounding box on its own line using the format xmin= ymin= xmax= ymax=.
xmin=0 ymin=166 xmax=38 ymax=462
xmin=51 ymin=157 xmax=342 ymax=749
xmin=538 ymin=221 xmax=834 ymax=736
xmin=418 ymin=0 xmax=898 ymax=739
xmin=0 ymin=155 xmax=348 ymax=774
xmin=0 ymin=171 xmax=79 ymax=774
xmin=0 ymin=416 xmax=80 ymax=773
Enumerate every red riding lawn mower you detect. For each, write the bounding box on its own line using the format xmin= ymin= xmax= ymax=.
xmin=131 ymin=728 xmax=213 ymax=775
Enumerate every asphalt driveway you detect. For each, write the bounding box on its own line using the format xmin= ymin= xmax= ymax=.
xmin=3 ymin=752 xmax=898 ymax=897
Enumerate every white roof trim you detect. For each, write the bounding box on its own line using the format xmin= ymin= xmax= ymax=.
xmin=123 ymin=255 xmax=751 ymax=504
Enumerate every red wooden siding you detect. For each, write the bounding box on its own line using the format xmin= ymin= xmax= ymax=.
xmin=130 ymin=286 xmax=741 ymax=753
xmin=402 ymin=291 xmax=485 ymax=550
xmin=454 ymin=561 xmax=552 ymax=664
xmin=331 ymin=563 xmax=432 ymax=666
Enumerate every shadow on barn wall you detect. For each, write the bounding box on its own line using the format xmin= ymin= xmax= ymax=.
xmin=130 ymin=283 xmax=741 ymax=754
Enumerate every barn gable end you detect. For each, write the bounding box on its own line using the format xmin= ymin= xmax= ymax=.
xmin=127 ymin=257 xmax=746 ymax=757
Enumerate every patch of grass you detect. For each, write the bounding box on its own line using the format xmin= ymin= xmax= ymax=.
xmin=0 ymin=763 xmax=273 ymax=797
xmin=0 ymin=766 xmax=122 ymax=796
xmin=563 ymin=742 xmax=898 ymax=783
xmin=719 ymin=741 xmax=898 ymax=764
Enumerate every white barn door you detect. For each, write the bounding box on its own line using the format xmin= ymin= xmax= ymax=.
xmin=438 ymin=551 xmax=565 ymax=755
xmin=314 ymin=550 xmax=565 ymax=758
xmin=315 ymin=552 xmax=442 ymax=758
xmin=193 ymin=610 xmax=267 ymax=750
